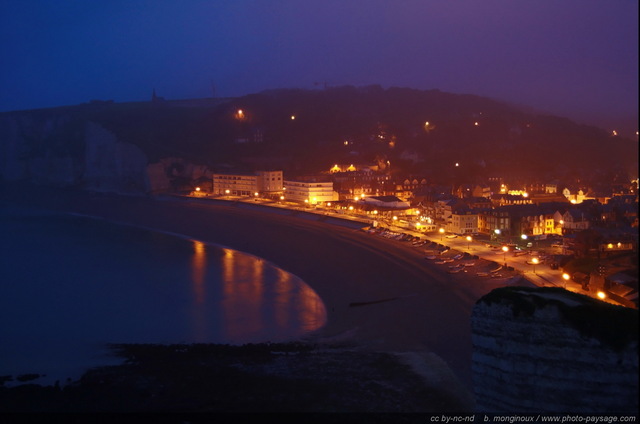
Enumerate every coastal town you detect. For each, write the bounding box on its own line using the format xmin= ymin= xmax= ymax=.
xmin=183 ymin=161 xmax=638 ymax=309
xmin=1 ymin=1 xmax=638 ymax=414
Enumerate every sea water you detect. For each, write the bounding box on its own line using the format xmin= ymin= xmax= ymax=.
xmin=0 ymin=208 xmax=326 ymax=385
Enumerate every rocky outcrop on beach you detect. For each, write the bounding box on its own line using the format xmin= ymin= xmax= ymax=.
xmin=0 ymin=111 xmax=81 ymax=183
xmin=83 ymin=122 xmax=149 ymax=193
xmin=0 ymin=110 xmax=212 ymax=194
xmin=0 ymin=111 xmax=147 ymax=193
xmin=471 ymin=286 xmax=638 ymax=413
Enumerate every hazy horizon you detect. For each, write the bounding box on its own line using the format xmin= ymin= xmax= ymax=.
xmin=1 ymin=1 xmax=637 ymax=132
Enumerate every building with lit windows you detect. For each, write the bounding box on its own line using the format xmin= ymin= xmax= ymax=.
xmin=212 ymin=170 xmax=283 ymax=196
xmin=256 ymin=170 xmax=283 ymax=194
xmin=283 ymin=180 xmax=339 ymax=204
xmin=449 ymin=207 xmax=478 ymax=235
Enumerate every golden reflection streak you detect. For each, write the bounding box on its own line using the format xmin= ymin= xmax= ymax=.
xmin=191 ymin=240 xmax=208 ymax=340
xmin=298 ymin=283 xmax=327 ymax=332
xmin=274 ymin=268 xmax=293 ymax=328
xmin=192 ymin=241 xmax=206 ymax=304
xmin=222 ymin=248 xmax=235 ymax=290
xmin=221 ymin=249 xmax=265 ymax=342
xmin=220 ymin=248 xmax=326 ymax=342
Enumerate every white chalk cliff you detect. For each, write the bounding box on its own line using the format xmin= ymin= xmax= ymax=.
xmin=471 ymin=287 xmax=638 ymax=413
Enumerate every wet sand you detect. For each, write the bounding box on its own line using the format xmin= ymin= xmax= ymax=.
xmin=1 ymin=186 xmax=517 ymax=393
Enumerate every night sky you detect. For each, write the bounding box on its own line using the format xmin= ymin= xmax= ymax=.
xmin=1 ymin=0 xmax=637 ymax=129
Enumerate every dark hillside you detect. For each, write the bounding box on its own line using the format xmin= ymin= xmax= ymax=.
xmin=1 ymin=87 xmax=636 ymax=183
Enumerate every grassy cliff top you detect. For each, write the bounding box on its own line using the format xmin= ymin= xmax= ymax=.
xmin=477 ymin=286 xmax=638 ymax=351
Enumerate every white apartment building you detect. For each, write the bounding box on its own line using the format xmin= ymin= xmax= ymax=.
xmin=212 ymin=170 xmax=283 ymax=196
xmin=283 ymin=181 xmax=339 ymax=205
xmin=448 ymin=210 xmax=479 ymax=235
xmin=256 ymin=170 xmax=283 ymax=194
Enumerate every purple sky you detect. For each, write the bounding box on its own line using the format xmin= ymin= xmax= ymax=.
xmin=1 ymin=0 xmax=637 ymax=129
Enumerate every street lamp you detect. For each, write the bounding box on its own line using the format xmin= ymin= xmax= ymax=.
xmin=439 ymin=228 xmax=445 ymax=241
xmin=558 ymin=220 xmax=564 ymax=235
xmin=531 ymin=257 xmax=539 ymax=274
xmin=562 ymin=273 xmax=570 ymax=289
xmin=502 ymin=246 xmax=509 ymax=267
xmin=466 ymin=235 xmax=472 ymax=250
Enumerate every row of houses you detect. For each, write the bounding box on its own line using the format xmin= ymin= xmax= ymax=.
xmin=414 ymin=195 xmax=638 ymax=240
xmin=208 ymin=168 xmax=638 ymax=238
xmin=327 ymin=162 xmax=634 ymax=205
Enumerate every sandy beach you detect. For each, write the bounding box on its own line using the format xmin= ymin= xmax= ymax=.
xmin=1 ymin=186 xmax=519 ymax=395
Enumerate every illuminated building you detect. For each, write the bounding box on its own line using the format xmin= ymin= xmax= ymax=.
xmin=213 ymin=170 xmax=283 ymax=196
xmin=283 ymin=180 xmax=339 ymax=205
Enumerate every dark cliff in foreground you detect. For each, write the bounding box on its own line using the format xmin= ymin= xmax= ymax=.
xmin=1 ymin=86 xmax=637 ymax=194
xmin=471 ymin=286 xmax=638 ymax=413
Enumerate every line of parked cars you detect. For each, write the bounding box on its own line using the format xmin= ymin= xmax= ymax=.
xmin=366 ymin=228 xmax=507 ymax=278
xmin=365 ymin=227 xmax=423 ymax=242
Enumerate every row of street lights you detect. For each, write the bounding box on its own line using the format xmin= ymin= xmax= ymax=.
xmin=437 ymin=227 xmax=474 ymax=250
xmin=431 ymin=230 xmax=606 ymax=300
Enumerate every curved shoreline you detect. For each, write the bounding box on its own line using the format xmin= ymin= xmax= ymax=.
xmin=1 ymin=186 xmax=517 ymax=392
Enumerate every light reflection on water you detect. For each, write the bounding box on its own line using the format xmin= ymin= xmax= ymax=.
xmin=0 ymin=212 xmax=327 ymax=383
xmin=217 ymin=245 xmax=326 ymax=343
xmin=190 ymin=240 xmax=208 ymax=340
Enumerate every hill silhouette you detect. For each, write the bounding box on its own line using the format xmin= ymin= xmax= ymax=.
xmin=1 ymin=86 xmax=636 ymax=186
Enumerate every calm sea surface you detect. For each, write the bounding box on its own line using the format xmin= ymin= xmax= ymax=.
xmin=0 ymin=208 xmax=326 ymax=385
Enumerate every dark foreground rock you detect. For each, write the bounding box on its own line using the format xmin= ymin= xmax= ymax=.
xmin=0 ymin=342 xmax=469 ymax=413
xmin=471 ymin=287 xmax=638 ymax=414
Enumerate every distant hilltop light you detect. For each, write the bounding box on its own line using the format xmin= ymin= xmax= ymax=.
xmin=612 ymin=130 xmax=617 ymax=136
xmin=290 ymin=115 xmax=296 ymax=120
